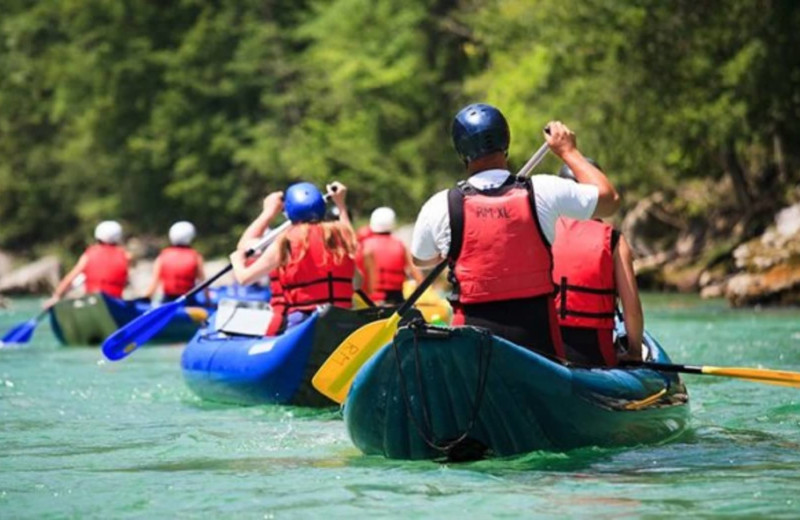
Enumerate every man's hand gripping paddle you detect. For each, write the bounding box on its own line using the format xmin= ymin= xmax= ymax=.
xmin=312 ymin=141 xmax=551 ymax=404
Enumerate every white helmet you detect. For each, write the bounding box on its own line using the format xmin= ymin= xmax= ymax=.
xmin=94 ymin=220 xmax=123 ymax=245
xmin=369 ymin=207 xmax=396 ymax=233
xmin=169 ymin=221 xmax=196 ymax=246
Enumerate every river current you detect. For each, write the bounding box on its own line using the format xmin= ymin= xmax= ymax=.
xmin=2 ymin=295 xmax=799 ymax=518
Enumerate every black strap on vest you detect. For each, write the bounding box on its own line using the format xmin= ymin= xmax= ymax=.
xmin=281 ymin=273 xmax=352 ymax=290
xmin=558 ymin=275 xmax=617 ymax=320
xmin=283 ymin=271 xmax=352 ymax=309
xmin=557 ymin=227 xmax=621 ymax=320
xmin=446 ymin=186 xmax=466 ymax=262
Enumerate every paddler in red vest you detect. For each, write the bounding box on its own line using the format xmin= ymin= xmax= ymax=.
xmin=143 ymin=221 xmax=208 ymax=304
xmin=552 ymin=160 xmax=643 ymax=366
xmin=230 ymin=181 xmax=356 ymax=333
xmin=361 ymin=207 xmax=423 ymax=305
xmin=410 ymin=104 xmax=620 ymax=357
xmin=353 ymin=224 xmax=374 ymax=278
xmin=44 ymin=220 xmax=129 ymax=307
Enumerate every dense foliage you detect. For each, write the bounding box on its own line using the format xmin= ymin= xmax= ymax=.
xmin=1 ymin=0 xmax=798 ymax=257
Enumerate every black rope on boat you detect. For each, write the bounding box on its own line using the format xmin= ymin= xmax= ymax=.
xmin=392 ymin=321 xmax=494 ymax=460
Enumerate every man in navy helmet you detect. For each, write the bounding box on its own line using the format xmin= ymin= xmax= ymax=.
xmin=410 ymin=104 xmax=620 ymax=358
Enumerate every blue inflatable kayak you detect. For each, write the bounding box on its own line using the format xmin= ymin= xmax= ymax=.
xmin=181 ymin=305 xmax=400 ymax=406
xmin=49 ymin=292 xmax=209 ymax=346
xmin=344 ymin=322 xmax=690 ymax=461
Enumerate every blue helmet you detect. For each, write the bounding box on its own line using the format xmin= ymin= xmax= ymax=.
xmin=451 ymin=103 xmax=510 ymax=163
xmin=284 ymin=182 xmax=326 ymax=223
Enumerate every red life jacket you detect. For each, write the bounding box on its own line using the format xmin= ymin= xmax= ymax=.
xmin=158 ymin=246 xmax=200 ymax=296
xmin=362 ymin=233 xmax=407 ymax=301
xmin=83 ymin=243 xmax=128 ymax=298
xmin=551 ymin=218 xmax=616 ymax=330
xmin=266 ymin=270 xmax=285 ymax=336
xmin=278 ymin=224 xmax=355 ymax=314
xmin=447 ymin=178 xmax=555 ymax=304
xmin=354 ymin=225 xmax=374 ymax=277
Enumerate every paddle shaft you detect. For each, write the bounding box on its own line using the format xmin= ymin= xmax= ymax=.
xmin=517 ymin=142 xmax=550 ymax=178
xmin=396 ymin=259 xmax=448 ymax=317
xmin=624 ymin=361 xmax=703 ymax=374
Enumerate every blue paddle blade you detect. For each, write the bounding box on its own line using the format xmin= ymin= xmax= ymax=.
xmin=1 ymin=318 xmax=38 ymax=344
xmin=101 ymin=300 xmax=182 ymax=361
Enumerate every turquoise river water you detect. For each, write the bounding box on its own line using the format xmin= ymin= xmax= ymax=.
xmin=2 ymin=295 xmax=800 ymax=518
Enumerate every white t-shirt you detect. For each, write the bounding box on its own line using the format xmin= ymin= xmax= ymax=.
xmin=411 ymin=169 xmax=598 ymax=261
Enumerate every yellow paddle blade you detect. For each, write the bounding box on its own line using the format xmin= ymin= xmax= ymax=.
xmin=312 ymin=313 xmax=402 ymax=404
xmin=184 ymin=306 xmax=209 ymax=323
xmin=701 ymin=366 xmax=800 ymax=388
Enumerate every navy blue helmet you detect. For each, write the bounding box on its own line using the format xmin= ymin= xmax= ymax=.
xmin=451 ymin=103 xmax=510 ymax=163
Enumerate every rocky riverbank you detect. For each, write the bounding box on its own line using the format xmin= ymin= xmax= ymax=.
xmin=625 ymin=177 xmax=800 ymax=307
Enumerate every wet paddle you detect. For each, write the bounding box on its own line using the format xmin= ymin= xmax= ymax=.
xmin=102 ymin=220 xmax=292 ymax=361
xmin=616 ymin=306 xmax=800 ymax=388
xmin=312 ymin=141 xmax=551 ymax=404
xmin=623 ymin=361 xmax=800 ymax=389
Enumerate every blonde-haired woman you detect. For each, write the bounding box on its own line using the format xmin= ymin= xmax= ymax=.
xmin=231 ymin=181 xmax=355 ymax=333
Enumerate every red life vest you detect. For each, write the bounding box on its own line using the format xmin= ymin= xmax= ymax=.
xmin=448 ymin=178 xmax=555 ymax=304
xmin=83 ymin=243 xmax=128 ymax=298
xmin=278 ymin=224 xmax=355 ymax=313
xmin=551 ymin=218 xmax=616 ymax=330
xmin=354 ymin=225 xmax=374 ymax=277
xmin=362 ymin=233 xmax=407 ymax=301
xmin=158 ymin=246 xmax=200 ymax=296
xmin=266 ymin=270 xmax=285 ymax=336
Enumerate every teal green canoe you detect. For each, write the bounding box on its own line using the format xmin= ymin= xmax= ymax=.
xmin=343 ymin=321 xmax=689 ymax=461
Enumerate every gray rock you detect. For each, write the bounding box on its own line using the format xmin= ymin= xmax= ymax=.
xmin=724 ymin=202 xmax=800 ymax=306
xmin=0 ymin=256 xmax=61 ymax=295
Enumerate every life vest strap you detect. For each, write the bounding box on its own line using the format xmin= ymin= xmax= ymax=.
xmin=285 ymin=297 xmax=353 ymax=309
xmin=562 ymin=309 xmax=616 ymax=319
xmin=558 ymin=276 xmax=616 ymax=320
xmin=281 ymin=276 xmax=352 ymax=290
xmin=563 ymin=283 xmax=616 ymax=295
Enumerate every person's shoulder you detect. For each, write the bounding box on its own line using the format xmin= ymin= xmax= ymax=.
xmin=423 ymin=189 xmax=449 ymax=203
xmin=530 ymin=174 xmax=571 ymax=191
xmin=418 ymin=189 xmax=449 ymax=215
